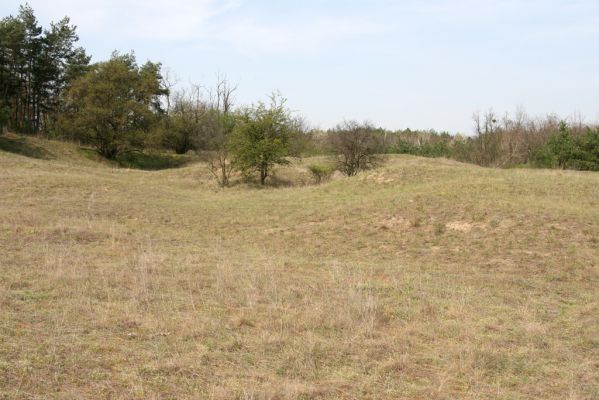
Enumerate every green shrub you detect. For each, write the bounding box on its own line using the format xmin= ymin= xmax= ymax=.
xmin=531 ymin=145 xmax=557 ymax=169
xmin=548 ymin=122 xmax=575 ymax=169
xmin=532 ymin=124 xmax=599 ymax=171
xmin=388 ymin=140 xmax=419 ymax=155
xmin=418 ymin=141 xmax=451 ymax=158
xmin=571 ymin=128 xmax=599 ymax=171
xmin=308 ymin=163 xmax=336 ymax=184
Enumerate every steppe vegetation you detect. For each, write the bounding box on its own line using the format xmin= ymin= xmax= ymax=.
xmin=1 ymin=134 xmax=598 ymax=399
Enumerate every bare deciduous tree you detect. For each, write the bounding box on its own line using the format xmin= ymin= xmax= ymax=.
xmin=472 ymin=110 xmax=502 ymax=166
xmin=204 ymin=77 xmax=237 ymax=187
xmin=161 ymin=68 xmax=179 ymax=116
xmin=327 ymin=120 xmax=385 ymax=176
xmin=165 ymin=86 xmax=207 ymax=154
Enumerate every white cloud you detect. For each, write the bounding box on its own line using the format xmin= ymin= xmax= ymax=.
xmin=215 ymin=16 xmax=394 ymax=55
xmin=21 ymin=0 xmax=392 ymax=54
xmin=28 ymin=0 xmax=241 ymax=40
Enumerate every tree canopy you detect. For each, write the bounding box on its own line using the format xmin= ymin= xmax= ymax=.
xmin=230 ymin=94 xmax=297 ymax=185
xmin=58 ymin=52 xmax=167 ymax=159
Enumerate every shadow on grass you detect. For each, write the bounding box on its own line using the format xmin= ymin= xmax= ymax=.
xmin=267 ymin=176 xmax=297 ymax=188
xmin=233 ymin=174 xmax=312 ymax=189
xmin=116 ymin=151 xmax=191 ymax=170
xmin=0 ymin=134 xmax=53 ymax=159
xmin=79 ymin=147 xmax=192 ymax=170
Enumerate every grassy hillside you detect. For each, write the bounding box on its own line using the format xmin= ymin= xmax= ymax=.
xmin=1 ymin=135 xmax=598 ymax=399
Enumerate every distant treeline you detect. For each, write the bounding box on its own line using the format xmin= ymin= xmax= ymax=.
xmin=308 ymin=110 xmax=599 ymax=171
xmin=2 ymin=4 xmax=598 ymax=179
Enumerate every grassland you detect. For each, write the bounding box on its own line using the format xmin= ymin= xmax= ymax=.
xmin=1 ymin=134 xmax=598 ymax=399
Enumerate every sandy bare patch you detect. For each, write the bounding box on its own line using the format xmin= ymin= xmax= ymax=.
xmin=362 ymin=172 xmax=395 ymax=184
xmin=446 ymin=221 xmax=473 ymax=233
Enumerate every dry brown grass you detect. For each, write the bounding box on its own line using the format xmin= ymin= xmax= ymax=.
xmin=1 ymin=135 xmax=598 ymax=399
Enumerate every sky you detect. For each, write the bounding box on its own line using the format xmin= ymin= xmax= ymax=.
xmin=2 ymin=0 xmax=599 ymax=133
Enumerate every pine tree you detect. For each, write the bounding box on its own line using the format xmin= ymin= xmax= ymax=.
xmin=0 ymin=4 xmax=89 ymax=133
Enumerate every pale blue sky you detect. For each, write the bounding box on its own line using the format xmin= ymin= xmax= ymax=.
xmin=3 ymin=0 xmax=599 ymax=133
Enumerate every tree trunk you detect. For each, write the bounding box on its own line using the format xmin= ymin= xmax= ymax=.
xmin=260 ymin=166 xmax=267 ymax=185
xmin=220 ymin=160 xmax=229 ymax=187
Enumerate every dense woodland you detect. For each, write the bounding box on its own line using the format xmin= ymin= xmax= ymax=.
xmin=1 ymin=4 xmax=598 ymax=185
